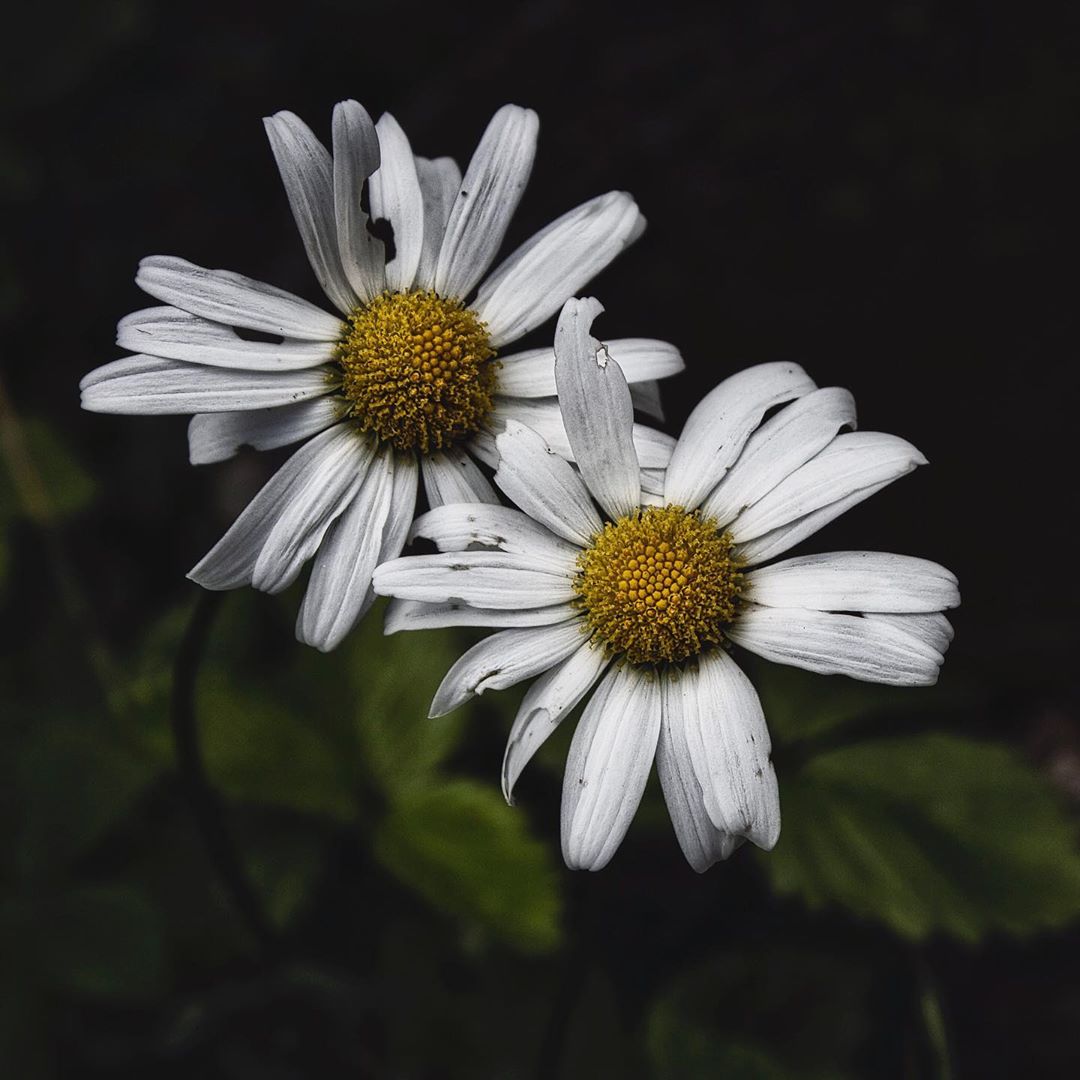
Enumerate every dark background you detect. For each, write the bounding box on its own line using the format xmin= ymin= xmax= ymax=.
xmin=2 ymin=1 xmax=1079 ymax=1077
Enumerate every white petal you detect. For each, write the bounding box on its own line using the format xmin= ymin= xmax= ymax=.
xmin=251 ymin=434 xmax=373 ymax=593
xmin=493 ymin=419 xmax=601 ymax=546
xmin=640 ymin=467 xmax=666 ymax=496
xmin=80 ymin=355 xmax=335 ymax=414
xmin=263 ymin=110 xmax=357 ymax=315
xmin=491 ymin=399 xmax=675 ymax=469
xmin=497 ymin=338 xmax=684 ymax=399
xmin=420 ymin=447 xmax=498 ymax=508
xmin=745 ymin=551 xmax=960 ymax=613
xmin=630 ymin=380 xmax=665 ymax=421
xmin=701 ymin=387 xmax=857 ymax=526
xmin=368 ymin=113 xmax=424 ymax=292
xmin=409 ymin=502 xmax=580 ymax=567
xmin=656 ymin=676 xmax=744 ymax=872
xmin=503 ymin=639 xmax=610 ymax=803
xmin=677 ymin=650 xmax=780 ymax=850
xmin=373 ymin=549 xmax=576 ymax=608
xmin=188 ymin=423 xmax=371 ymax=591
xmin=433 ymin=104 xmax=538 ymax=300
xmin=728 ymin=604 xmax=945 ymax=685
xmin=384 ymin=597 xmax=580 ymax=634
xmin=116 ymin=307 xmax=334 ymax=371
xmin=296 ymin=444 xmax=394 ymax=651
xmin=729 ymin=432 xmax=927 ymax=545
xmin=561 ymin=665 xmax=661 ymax=871
xmin=664 ymin=362 xmax=817 ymax=511
xmin=863 ymin=612 xmax=956 ymax=655
xmin=332 ymin=99 xmax=385 ymax=303
xmin=187 ymin=397 xmax=344 ymax=464
xmin=734 ymin=477 xmax=897 ymax=567
xmin=474 ymin=191 xmax=645 ymax=347
xmin=413 ymin=155 xmax=462 ymax=290
xmin=136 ymin=256 xmax=343 ymax=341
xmin=377 ymin=451 xmax=420 ymax=567
xmin=553 ymin=297 xmax=640 ymax=518
xmin=430 ymin=618 xmax=585 ymax=716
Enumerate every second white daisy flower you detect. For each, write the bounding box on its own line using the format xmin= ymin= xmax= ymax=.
xmin=372 ymin=298 xmax=960 ymax=872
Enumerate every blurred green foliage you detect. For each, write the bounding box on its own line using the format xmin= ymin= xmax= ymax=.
xmin=2 ymin=413 xmax=1080 ymax=1075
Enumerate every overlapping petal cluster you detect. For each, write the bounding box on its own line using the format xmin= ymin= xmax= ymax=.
xmin=373 ymin=299 xmax=959 ymax=871
xmin=81 ymin=102 xmax=680 ymax=650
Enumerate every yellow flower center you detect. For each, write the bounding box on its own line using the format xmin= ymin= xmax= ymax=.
xmin=575 ymin=506 xmax=743 ymax=665
xmin=336 ymin=290 xmax=498 ymax=453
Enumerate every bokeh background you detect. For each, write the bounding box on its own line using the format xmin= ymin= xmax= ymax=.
xmin=3 ymin=1 xmax=1079 ymax=1076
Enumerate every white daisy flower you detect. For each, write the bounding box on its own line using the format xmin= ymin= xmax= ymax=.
xmin=80 ymin=101 xmax=680 ymax=650
xmin=372 ymin=297 xmax=960 ymax=872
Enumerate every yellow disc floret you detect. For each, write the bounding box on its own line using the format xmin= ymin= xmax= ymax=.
xmin=336 ymin=290 xmax=497 ymax=453
xmin=575 ymin=506 xmax=743 ymax=665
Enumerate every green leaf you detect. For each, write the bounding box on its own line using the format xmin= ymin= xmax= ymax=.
xmin=36 ymin=884 xmax=166 ymax=1000
xmin=197 ymin=671 xmax=359 ymax=822
xmin=764 ymin=733 xmax=1080 ymax=940
xmin=15 ymin=724 xmax=161 ymax=881
xmin=0 ymin=418 xmax=95 ymax=522
xmin=375 ymin=779 xmax=562 ymax=953
xmin=342 ymin=604 xmax=465 ymax=796
xmin=243 ymin=824 xmax=328 ymax=930
xmin=648 ymin=946 xmax=871 ymax=1079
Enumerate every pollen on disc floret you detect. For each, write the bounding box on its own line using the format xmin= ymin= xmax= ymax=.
xmin=576 ymin=506 xmax=744 ymax=666
xmin=337 ymin=290 xmax=498 ymax=453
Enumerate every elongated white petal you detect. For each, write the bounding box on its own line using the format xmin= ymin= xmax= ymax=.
xmin=332 ymin=99 xmax=385 ymax=302
xmin=420 ymin=446 xmax=498 ymax=508
xmin=188 ymin=397 xmax=344 ymax=464
xmin=863 ymin=612 xmax=956 ymax=655
xmin=553 ymin=297 xmax=640 ymax=518
xmin=251 ymin=433 xmax=373 ymax=593
xmin=409 ymin=502 xmax=580 ymax=567
xmin=296 ymin=444 xmax=394 ymax=651
xmin=373 ymin=549 xmax=576 ymax=608
xmin=474 ymin=191 xmax=645 ymax=347
xmin=664 ymin=363 xmax=817 ymax=510
xmin=735 ymin=477 xmax=896 ymax=567
xmin=430 ymin=618 xmax=585 ymax=717
xmin=385 ymin=597 xmax=580 ymax=635
xmin=728 ymin=604 xmax=945 ymax=685
xmin=493 ymin=420 xmax=601 ymax=546
xmin=136 ymin=256 xmax=343 ymax=340
xmin=561 ymin=665 xmax=661 ymax=871
xmin=729 ymin=432 xmax=927 ymax=545
xmin=433 ymin=105 xmax=538 ymax=300
xmin=745 ymin=551 xmax=960 ymax=613
xmin=116 ymin=307 xmax=335 ymax=371
xmin=640 ymin=467 xmax=666 ymax=497
xmin=491 ymin=399 xmax=675 ymax=469
xmin=503 ymin=640 xmax=610 ymax=803
xmin=701 ymin=387 xmax=857 ymax=526
xmin=377 ymin=450 xmax=420 ymax=565
xmin=80 ymin=356 xmax=334 ymax=414
xmin=678 ymin=650 xmax=780 ymax=849
xmin=656 ymin=676 xmax=744 ymax=872
xmin=264 ymin=110 xmax=357 ymax=315
xmin=188 ymin=423 xmax=370 ymax=591
xmin=414 ymin=155 xmax=462 ymax=290
xmin=368 ymin=114 xmax=424 ymax=292
xmin=497 ymin=338 xmax=684 ymax=398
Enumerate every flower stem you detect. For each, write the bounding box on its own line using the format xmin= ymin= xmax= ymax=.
xmin=171 ymin=588 xmax=277 ymax=955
